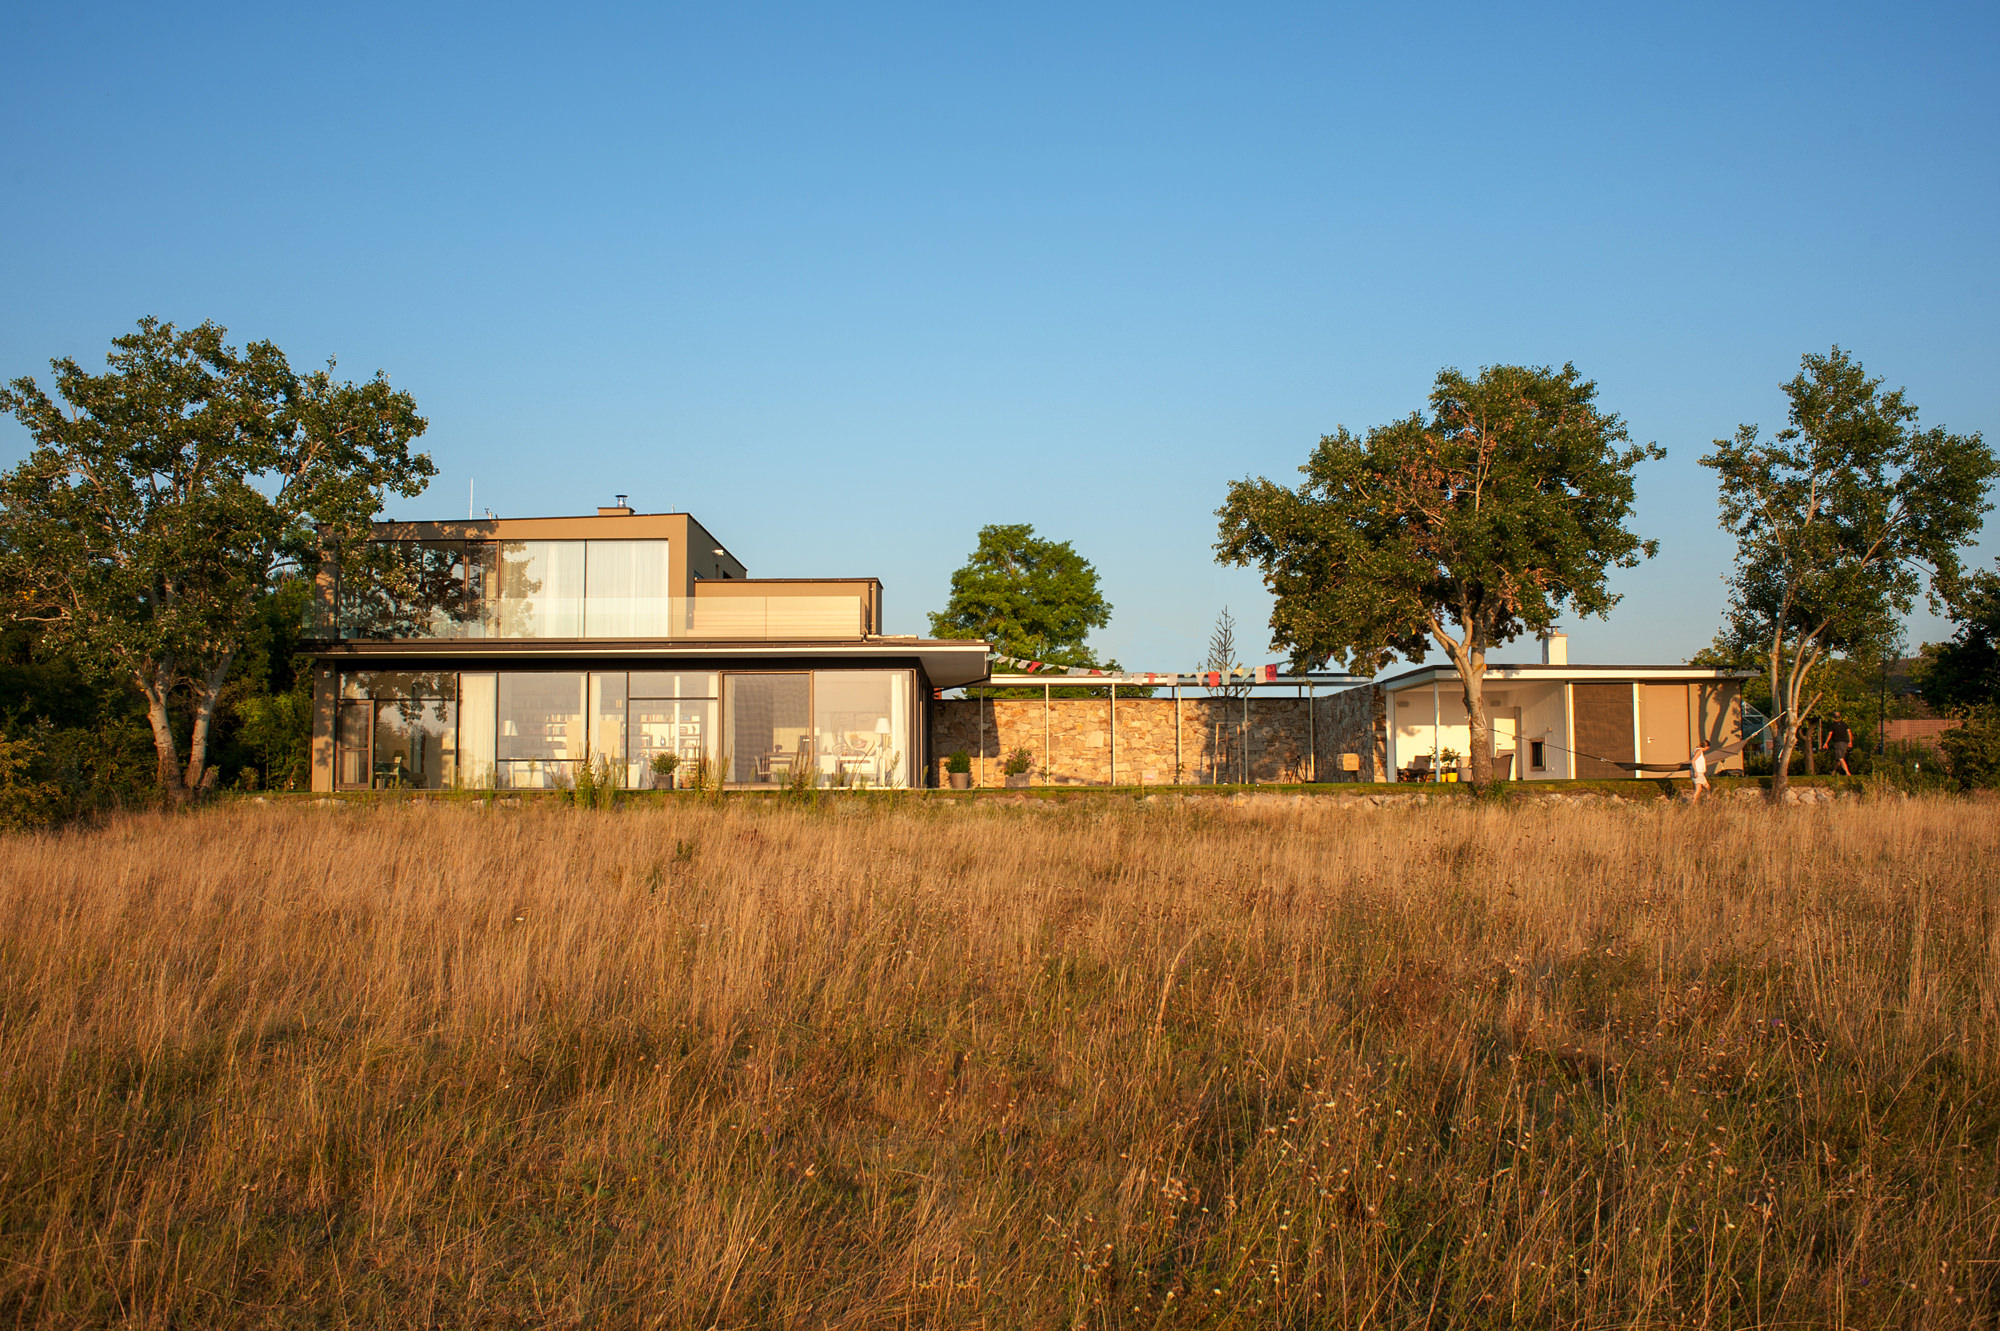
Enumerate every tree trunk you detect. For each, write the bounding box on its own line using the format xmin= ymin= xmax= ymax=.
xmin=181 ymin=654 xmax=234 ymax=796
xmin=1460 ymin=662 xmax=1492 ymax=784
xmin=1444 ymin=635 xmax=1492 ymax=785
xmin=1768 ymin=629 xmax=1789 ymax=804
xmin=136 ymin=666 xmax=186 ymax=804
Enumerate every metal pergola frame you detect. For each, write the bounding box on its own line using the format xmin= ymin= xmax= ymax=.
xmin=956 ymin=672 xmax=1370 ymax=787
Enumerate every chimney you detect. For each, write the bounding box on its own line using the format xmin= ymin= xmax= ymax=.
xmin=598 ymin=494 xmax=634 ymax=517
xmin=1541 ymin=631 xmax=1568 ymax=666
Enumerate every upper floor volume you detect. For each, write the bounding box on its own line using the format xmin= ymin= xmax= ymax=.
xmin=304 ymin=505 xmax=884 ymax=643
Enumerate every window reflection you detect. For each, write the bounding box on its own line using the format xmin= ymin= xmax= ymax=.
xmin=334 ymin=672 xmax=457 ymax=789
xmin=482 ymin=541 xmax=584 ymax=639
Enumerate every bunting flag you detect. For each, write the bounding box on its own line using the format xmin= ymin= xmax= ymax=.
xmin=984 ymin=649 xmax=1293 ymax=686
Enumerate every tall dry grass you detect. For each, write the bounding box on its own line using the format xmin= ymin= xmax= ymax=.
xmin=1 ymin=793 xmax=1997 ymax=1328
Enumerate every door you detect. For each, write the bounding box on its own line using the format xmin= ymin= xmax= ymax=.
xmin=1641 ymin=684 xmax=1691 ymax=770
xmin=335 ymin=701 xmax=372 ymax=788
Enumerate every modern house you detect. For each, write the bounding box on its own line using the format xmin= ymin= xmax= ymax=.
xmin=1374 ymin=634 xmax=1753 ymax=781
xmin=302 ymin=505 xmax=989 ymax=791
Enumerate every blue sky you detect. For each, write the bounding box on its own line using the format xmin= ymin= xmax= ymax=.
xmin=4 ymin=3 xmax=1995 ymax=674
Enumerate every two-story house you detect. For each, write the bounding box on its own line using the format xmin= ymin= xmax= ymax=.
xmin=302 ymin=504 xmax=990 ymax=791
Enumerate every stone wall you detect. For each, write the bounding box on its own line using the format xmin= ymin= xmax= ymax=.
xmin=928 ymin=686 xmax=1388 ymax=787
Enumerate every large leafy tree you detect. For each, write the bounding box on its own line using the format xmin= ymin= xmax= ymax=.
xmin=929 ymin=523 xmax=1120 ymax=695
xmin=1217 ymin=363 xmax=1661 ymax=783
xmin=1918 ymin=558 xmax=2000 ymax=710
xmin=0 ymin=318 xmax=432 ymax=801
xmin=1702 ymin=347 xmax=1995 ymax=799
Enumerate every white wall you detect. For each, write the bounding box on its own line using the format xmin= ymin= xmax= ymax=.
xmin=1386 ymin=679 xmax=1571 ymax=779
xmin=1511 ymin=682 xmax=1571 ymax=780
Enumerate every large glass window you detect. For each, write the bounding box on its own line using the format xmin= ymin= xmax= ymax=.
xmin=482 ymin=541 xmax=585 ymax=639
xmin=334 ymin=672 xmax=458 ymax=789
xmin=584 ymin=540 xmax=672 ymax=637
xmin=811 ymin=670 xmax=910 ymax=788
xmin=726 ymin=674 xmax=810 ymax=785
xmin=630 ymin=673 xmax=716 ymax=788
xmin=496 ymin=672 xmax=587 ymax=787
xmin=589 ymin=672 xmax=628 ymax=773
xmin=342 ymin=542 xmax=476 ymax=639
xmin=459 ymin=673 xmax=497 ymax=789
xmin=373 ymin=698 xmax=457 ymax=788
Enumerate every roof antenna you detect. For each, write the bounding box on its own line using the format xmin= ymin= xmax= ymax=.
xmin=469 ymin=478 xmax=475 ymax=520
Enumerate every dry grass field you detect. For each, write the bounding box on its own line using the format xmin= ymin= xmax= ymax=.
xmin=1 ymin=792 xmax=1997 ymax=1328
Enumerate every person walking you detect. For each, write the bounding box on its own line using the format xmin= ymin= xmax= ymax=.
xmin=1823 ymin=712 xmax=1854 ymax=776
xmin=1690 ymin=739 xmax=1711 ymax=804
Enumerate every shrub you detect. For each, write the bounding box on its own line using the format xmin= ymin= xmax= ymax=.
xmin=649 ymin=752 xmax=681 ymax=789
xmin=945 ymin=749 xmax=971 ymax=775
xmin=1939 ymin=706 xmax=2000 ymax=790
xmin=570 ymin=756 xmax=620 ymax=810
xmin=1001 ymin=748 xmax=1034 ymax=777
xmin=0 ymin=735 xmax=62 ymax=832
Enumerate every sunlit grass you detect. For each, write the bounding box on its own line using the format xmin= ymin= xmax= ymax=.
xmin=1 ymin=793 xmax=1996 ymax=1327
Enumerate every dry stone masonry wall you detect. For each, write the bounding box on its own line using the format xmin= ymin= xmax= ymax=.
xmin=929 ymin=687 xmax=1389 ymax=787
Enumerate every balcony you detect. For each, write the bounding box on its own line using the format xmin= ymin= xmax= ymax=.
xmin=310 ymin=593 xmax=872 ymax=642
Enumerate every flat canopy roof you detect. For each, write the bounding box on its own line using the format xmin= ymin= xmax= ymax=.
xmin=976 ymin=672 xmax=1371 ymax=689
xmin=1376 ymin=664 xmax=1757 ymax=689
xmin=313 ymin=637 xmax=994 ymax=688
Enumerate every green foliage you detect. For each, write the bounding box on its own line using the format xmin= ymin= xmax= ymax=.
xmin=1918 ymin=559 xmax=2000 ymax=709
xmin=570 ymin=757 xmax=620 ymax=810
xmin=930 ymin=524 xmax=1136 ymax=696
xmin=1857 ymin=739 xmax=1956 ymax=795
xmin=1938 ymin=707 xmax=2000 ymax=790
xmin=929 ymin=523 xmax=1110 ymax=662
xmin=1001 ymin=747 xmax=1034 ymax=777
xmin=945 ymin=749 xmax=971 ymax=775
xmin=649 ymin=751 xmax=681 ymax=788
xmin=1702 ymin=347 xmax=1997 ymax=796
xmin=233 ymin=683 xmax=313 ymax=792
xmin=0 ymin=318 xmax=432 ymax=800
xmin=0 ymin=734 xmax=63 ymax=832
xmin=1218 ymin=362 xmax=1660 ymax=781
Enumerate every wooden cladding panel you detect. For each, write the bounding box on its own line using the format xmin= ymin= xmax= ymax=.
xmin=1571 ymin=683 xmax=1634 ymax=778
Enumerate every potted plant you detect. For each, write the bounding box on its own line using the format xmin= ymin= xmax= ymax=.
xmin=649 ymin=751 xmax=681 ymax=790
xmin=945 ymin=749 xmax=973 ymax=790
xmin=1001 ymin=747 xmax=1034 ymax=788
xmin=1437 ymin=747 xmax=1460 ymax=782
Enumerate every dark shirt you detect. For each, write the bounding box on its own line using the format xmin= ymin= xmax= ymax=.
xmin=1825 ymin=721 xmax=1853 ymax=748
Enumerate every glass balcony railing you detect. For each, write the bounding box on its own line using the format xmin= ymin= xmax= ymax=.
xmin=311 ymin=594 xmax=871 ymax=642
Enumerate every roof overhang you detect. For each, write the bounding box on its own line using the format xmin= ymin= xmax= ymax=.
xmin=307 ymin=637 xmax=995 ymax=688
xmin=1377 ymin=664 xmax=1759 ymax=690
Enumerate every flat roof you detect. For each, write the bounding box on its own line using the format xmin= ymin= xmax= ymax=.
xmin=311 ymin=637 xmax=993 ymax=688
xmin=1376 ymin=663 xmax=1757 ymax=689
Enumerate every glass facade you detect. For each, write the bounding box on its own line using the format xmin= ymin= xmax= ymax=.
xmin=726 ymin=674 xmax=812 ymax=785
xmin=318 ymin=539 xmax=868 ymax=641
xmin=338 ymin=668 xmax=911 ymax=790
xmin=334 ymin=672 xmax=460 ymax=789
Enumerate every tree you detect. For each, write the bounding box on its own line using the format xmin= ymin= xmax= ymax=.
xmin=929 ymin=524 xmax=1120 ymax=695
xmin=1702 ymin=347 xmax=1995 ymax=800
xmin=0 ymin=318 xmax=432 ymax=801
xmin=1217 ymin=363 xmax=1661 ymax=784
xmin=1917 ymin=559 xmax=2000 ymax=710
xmin=1204 ymin=607 xmax=1249 ymax=698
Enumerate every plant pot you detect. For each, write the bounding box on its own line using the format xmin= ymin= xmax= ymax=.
xmin=948 ymin=772 xmax=972 ymax=790
xmin=1005 ymin=774 xmax=1030 ymax=788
